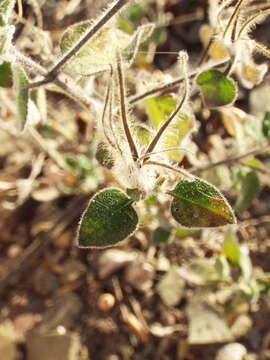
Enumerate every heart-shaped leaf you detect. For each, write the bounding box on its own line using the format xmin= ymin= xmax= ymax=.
xmin=196 ymin=69 xmax=237 ymax=108
xmin=12 ymin=64 xmax=30 ymax=131
xmin=169 ymin=178 xmax=236 ymax=227
xmin=77 ymin=188 xmax=138 ymax=248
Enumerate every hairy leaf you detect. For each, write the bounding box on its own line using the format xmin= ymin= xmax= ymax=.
xmin=196 ymin=69 xmax=237 ymax=108
xmin=12 ymin=64 xmax=30 ymax=131
xmin=169 ymin=178 xmax=236 ymax=227
xmin=60 ymin=21 xmax=153 ymax=74
xmin=0 ymin=0 xmax=15 ymax=26
xmin=145 ymin=95 xmax=194 ymax=161
xmin=77 ymin=188 xmax=138 ymax=248
xmin=0 ymin=61 xmax=12 ymax=87
xmin=0 ymin=24 xmax=14 ymax=54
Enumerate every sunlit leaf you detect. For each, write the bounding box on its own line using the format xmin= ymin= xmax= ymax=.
xmin=60 ymin=23 xmax=129 ymax=74
xmin=0 ymin=61 xmax=12 ymax=87
xmin=60 ymin=21 xmax=153 ymax=74
xmin=145 ymin=95 xmax=194 ymax=161
xmin=77 ymin=188 xmax=138 ymax=248
xmin=169 ymin=178 xmax=236 ymax=227
xmin=222 ymin=229 xmax=241 ymax=265
xmin=12 ymin=64 xmax=30 ymax=131
xmin=0 ymin=0 xmax=15 ymax=26
xmin=196 ymin=69 xmax=237 ymax=108
xmin=134 ymin=125 xmax=151 ymax=146
xmin=0 ymin=24 xmax=14 ymax=54
xmin=236 ymin=170 xmax=260 ymax=216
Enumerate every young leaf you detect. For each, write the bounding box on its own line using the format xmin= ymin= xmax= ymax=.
xmin=169 ymin=178 xmax=236 ymax=227
xmin=77 ymin=188 xmax=138 ymax=248
xmin=222 ymin=229 xmax=241 ymax=265
xmin=0 ymin=0 xmax=15 ymax=26
xmin=0 ymin=61 xmax=12 ymax=87
xmin=12 ymin=64 xmax=30 ymax=131
xmin=196 ymin=69 xmax=237 ymax=108
xmin=236 ymin=170 xmax=260 ymax=216
xmin=145 ymin=95 xmax=194 ymax=161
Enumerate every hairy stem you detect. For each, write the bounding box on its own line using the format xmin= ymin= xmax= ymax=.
xmin=13 ymin=48 xmax=96 ymax=111
xmin=223 ymin=0 xmax=246 ymax=40
xmin=116 ymin=51 xmax=139 ymax=162
xmin=144 ymin=160 xmax=194 ymax=179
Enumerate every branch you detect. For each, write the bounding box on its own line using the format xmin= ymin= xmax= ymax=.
xmin=191 ymin=144 xmax=270 ymax=174
xmin=128 ymin=59 xmax=229 ymax=105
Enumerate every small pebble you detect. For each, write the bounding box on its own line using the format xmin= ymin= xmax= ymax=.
xmin=97 ymin=293 xmax=115 ymax=312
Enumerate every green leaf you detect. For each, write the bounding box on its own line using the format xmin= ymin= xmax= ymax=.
xmin=262 ymin=111 xmax=270 ymax=139
xmin=222 ymin=229 xmax=241 ymax=265
xmin=60 ymin=23 xmax=129 ymax=74
xmin=152 ymin=226 xmax=171 ymax=244
xmin=77 ymin=188 xmax=138 ymax=248
xmin=134 ymin=125 xmax=151 ymax=146
xmin=145 ymin=95 xmax=194 ymax=161
xmin=0 ymin=61 xmax=12 ymax=87
xmin=0 ymin=0 xmax=15 ymax=26
xmin=236 ymin=170 xmax=260 ymax=216
xmin=12 ymin=64 xmax=30 ymax=131
xmin=196 ymin=69 xmax=237 ymax=108
xmin=169 ymin=178 xmax=236 ymax=227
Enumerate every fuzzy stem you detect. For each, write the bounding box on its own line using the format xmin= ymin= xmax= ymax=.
xmin=144 ymin=160 xmax=194 ymax=179
xmin=116 ymin=51 xmax=139 ymax=162
xmin=223 ymin=0 xmax=246 ymax=40
xmin=101 ymin=74 xmax=117 ymax=150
